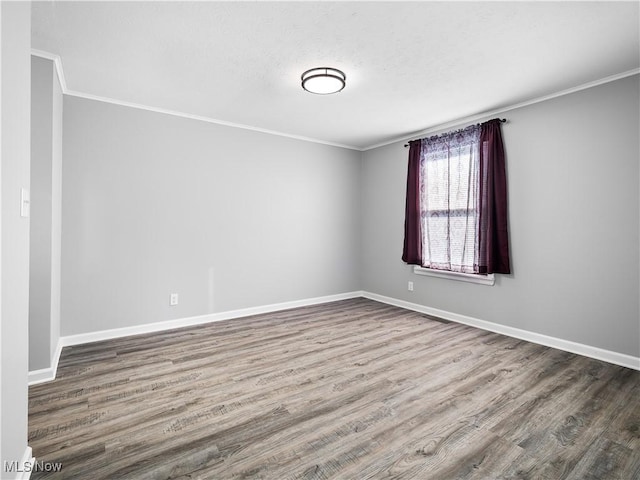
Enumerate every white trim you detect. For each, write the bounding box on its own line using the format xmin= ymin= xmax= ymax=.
xmin=362 ymin=291 xmax=640 ymax=371
xmin=28 ymin=290 xmax=639 ymax=385
xmin=28 ymin=339 xmax=62 ymax=385
xmin=30 ymin=49 xmax=67 ymax=92
xmin=413 ymin=266 xmax=495 ymax=286
xmin=27 ymin=368 xmax=55 ymax=386
xmin=364 ymin=68 xmax=640 ymax=151
xmin=63 ymin=89 xmax=361 ymax=151
xmin=28 ymin=291 xmax=362 ymax=384
xmin=30 ymin=49 xmax=639 ymax=153
xmin=29 ymin=50 xmax=361 ymax=151
xmin=13 ymin=446 xmax=34 ymax=480
xmin=62 ymin=291 xmax=362 ymax=347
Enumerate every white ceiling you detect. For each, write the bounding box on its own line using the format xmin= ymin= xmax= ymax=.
xmin=32 ymin=1 xmax=639 ymax=150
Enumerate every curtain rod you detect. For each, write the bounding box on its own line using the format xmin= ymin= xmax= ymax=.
xmin=404 ymin=118 xmax=507 ymax=147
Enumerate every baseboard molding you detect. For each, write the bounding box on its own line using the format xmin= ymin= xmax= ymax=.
xmin=9 ymin=446 xmax=34 ymax=480
xmin=28 ymin=339 xmax=63 ymax=385
xmin=362 ymin=291 xmax=640 ymax=371
xmin=29 ymin=289 xmax=639 ymax=386
xmin=28 ymin=291 xmax=363 ymax=385
xmin=28 ymin=367 xmax=56 ymax=386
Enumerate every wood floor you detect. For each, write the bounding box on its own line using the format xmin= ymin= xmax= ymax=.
xmin=29 ymin=298 xmax=640 ymax=479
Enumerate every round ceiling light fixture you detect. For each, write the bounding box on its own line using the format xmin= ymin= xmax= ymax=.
xmin=301 ymin=67 xmax=346 ymax=95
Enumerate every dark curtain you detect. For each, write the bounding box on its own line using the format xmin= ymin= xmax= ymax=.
xmin=402 ymin=140 xmax=423 ymax=265
xmin=478 ymin=119 xmax=511 ymax=274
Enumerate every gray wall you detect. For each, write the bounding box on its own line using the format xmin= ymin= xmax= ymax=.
xmin=361 ymin=74 xmax=640 ymax=357
xmin=57 ymin=69 xmax=639 ymax=359
xmin=1 ymin=2 xmax=31 ymax=474
xmin=29 ymin=56 xmax=62 ymax=371
xmin=62 ymin=97 xmax=362 ymax=336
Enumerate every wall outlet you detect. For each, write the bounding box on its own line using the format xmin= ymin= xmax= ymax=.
xmin=408 ymin=281 xmax=414 ymax=292
xmin=170 ymin=293 xmax=179 ymax=306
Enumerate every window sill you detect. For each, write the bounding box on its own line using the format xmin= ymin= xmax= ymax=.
xmin=413 ymin=266 xmax=495 ymax=286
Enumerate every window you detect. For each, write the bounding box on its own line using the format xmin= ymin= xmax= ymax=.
xmin=402 ymin=119 xmax=511 ymax=278
xmin=420 ymin=126 xmax=480 ymax=274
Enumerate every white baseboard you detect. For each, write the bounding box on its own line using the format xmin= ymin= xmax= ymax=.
xmin=11 ymin=446 xmax=34 ymax=480
xmin=28 ymin=340 xmax=63 ymax=385
xmin=28 ymin=367 xmax=56 ymax=386
xmin=28 ymin=291 xmax=362 ymax=385
xmin=362 ymin=291 xmax=640 ymax=371
xmin=28 ymin=289 xmax=639 ymax=386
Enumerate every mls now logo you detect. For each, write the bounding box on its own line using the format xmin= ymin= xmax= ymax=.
xmin=4 ymin=459 xmax=63 ymax=474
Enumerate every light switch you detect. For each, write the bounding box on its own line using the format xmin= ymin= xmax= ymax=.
xmin=20 ymin=188 xmax=30 ymax=218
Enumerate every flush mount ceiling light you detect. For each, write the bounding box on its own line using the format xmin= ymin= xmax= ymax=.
xmin=301 ymin=67 xmax=346 ymax=95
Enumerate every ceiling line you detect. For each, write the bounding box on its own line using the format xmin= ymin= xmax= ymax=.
xmin=30 ymin=49 xmax=363 ymax=152
xmin=364 ymin=67 xmax=640 ymax=151
xmin=31 ymin=49 xmax=639 ymax=153
xmin=32 ymin=49 xmax=68 ymax=91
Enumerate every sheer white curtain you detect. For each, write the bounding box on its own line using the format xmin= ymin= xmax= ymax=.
xmin=419 ymin=125 xmax=480 ymax=273
xmin=403 ymin=119 xmax=510 ymax=275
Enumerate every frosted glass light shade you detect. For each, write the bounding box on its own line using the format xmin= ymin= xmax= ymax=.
xmin=301 ymin=67 xmax=346 ymax=95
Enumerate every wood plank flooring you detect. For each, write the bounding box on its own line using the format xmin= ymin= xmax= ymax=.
xmin=28 ymin=298 xmax=640 ymax=479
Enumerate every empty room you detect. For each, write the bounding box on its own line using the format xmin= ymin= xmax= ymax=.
xmin=1 ymin=1 xmax=639 ymax=479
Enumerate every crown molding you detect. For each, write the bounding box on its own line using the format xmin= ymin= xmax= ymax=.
xmin=30 ymin=49 xmax=362 ymax=151
xmin=31 ymin=49 xmax=638 ymax=153
xmin=365 ymin=67 xmax=640 ymax=151
xmin=31 ymin=48 xmax=68 ymax=92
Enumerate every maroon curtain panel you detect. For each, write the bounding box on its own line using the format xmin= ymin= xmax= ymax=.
xmin=402 ymin=139 xmax=423 ymax=265
xmin=478 ymin=119 xmax=511 ymax=274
